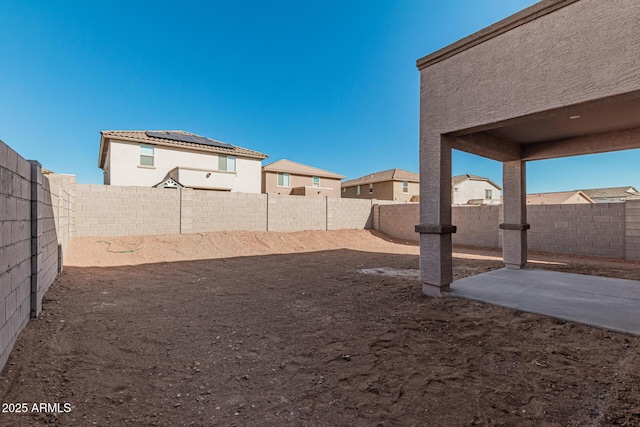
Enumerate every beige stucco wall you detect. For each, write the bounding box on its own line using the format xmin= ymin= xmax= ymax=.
xmin=453 ymin=180 xmax=501 ymax=205
xmin=262 ymin=171 xmax=342 ymax=197
xmin=106 ymin=140 xmax=262 ymax=193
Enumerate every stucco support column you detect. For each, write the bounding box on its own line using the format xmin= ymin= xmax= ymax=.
xmin=416 ymin=135 xmax=455 ymax=297
xmin=500 ymin=160 xmax=529 ymax=269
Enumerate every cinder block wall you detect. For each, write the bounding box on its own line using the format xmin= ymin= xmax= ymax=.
xmin=327 ymin=198 xmax=374 ymax=230
xmin=267 ymin=193 xmax=326 ymax=232
xmin=73 ymin=184 xmax=180 ymax=237
xmin=0 ymin=141 xmax=32 ymax=371
xmin=377 ymin=202 xmax=635 ymax=259
xmin=377 ymin=203 xmax=419 ymax=241
xmin=34 ymin=172 xmax=59 ymax=315
xmin=528 ymin=204 xmax=626 ymax=258
xmin=182 ymin=190 xmax=267 ymax=233
xmin=71 ymin=184 xmax=377 ymax=236
xmin=624 ymin=200 xmax=640 ymax=260
xmin=0 ymin=141 xmax=68 ymax=372
xmin=47 ymin=174 xmax=75 ymax=270
xmin=452 ymin=205 xmax=500 ymax=248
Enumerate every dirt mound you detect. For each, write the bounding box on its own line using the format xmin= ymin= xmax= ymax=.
xmin=65 ymin=229 xmax=418 ymax=267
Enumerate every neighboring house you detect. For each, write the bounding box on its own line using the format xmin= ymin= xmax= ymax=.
xmin=525 ymin=190 xmax=594 ymax=205
xmin=261 ymin=159 xmax=345 ymax=197
xmin=98 ymin=130 xmax=268 ymax=192
xmin=578 ymin=186 xmax=639 ymax=203
xmin=341 ymin=169 xmax=419 ymax=201
xmin=452 ymin=174 xmax=502 ymax=205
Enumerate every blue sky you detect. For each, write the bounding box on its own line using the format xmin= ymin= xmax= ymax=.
xmin=1 ymin=0 xmax=638 ymax=192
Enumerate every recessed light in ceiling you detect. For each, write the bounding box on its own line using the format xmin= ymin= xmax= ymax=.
xmin=569 ymin=115 xmax=581 ymax=120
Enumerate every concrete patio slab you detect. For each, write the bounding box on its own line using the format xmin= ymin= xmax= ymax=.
xmin=450 ymin=268 xmax=640 ymax=336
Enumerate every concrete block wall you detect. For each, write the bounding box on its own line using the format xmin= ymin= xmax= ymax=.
xmin=625 ymin=200 xmax=640 ymax=260
xmin=0 ymin=141 xmax=64 ymax=373
xmin=47 ymin=174 xmax=75 ymax=271
xmin=182 ymin=190 xmax=267 ymax=233
xmin=452 ymin=205 xmax=501 ymax=248
xmin=33 ymin=170 xmax=60 ymax=316
xmin=73 ymin=184 xmax=181 ymax=237
xmin=377 ymin=203 xmax=419 ymax=241
xmin=327 ymin=198 xmax=374 ymax=230
xmin=71 ymin=184 xmax=379 ymax=236
xmin=377 ymin=202 xmax=636 ymax=259
xmin=0 ymin=140 xmax=32 ymax=372
xmin=267 ymin=193 xmax=326 ymax=232
xmin=528 ymin=204 xmax=626 ymax=258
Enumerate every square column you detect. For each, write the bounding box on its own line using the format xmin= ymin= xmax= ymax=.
xmin=500 ymin=160 xmax=529 ymax=269
xmin=416 ymin=135 xmax=455 ymax=297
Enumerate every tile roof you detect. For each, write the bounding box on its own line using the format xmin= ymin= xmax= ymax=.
xmin=579 ymin=186 xmax=638 ymax=199
xmin=99 ymin=130 xmax=268 ymax=168
xmin=341 ymin=168 xmax=419 ymax=187
xmin=452 ymin=174 xmax=502 ymax=190
xmin=525 ymin=190 xmax=594 ymax=205
xmin=262 ymin=159 xmax=345 ymax=179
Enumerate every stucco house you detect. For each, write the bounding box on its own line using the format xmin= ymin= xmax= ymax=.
xmin=525 ymin=190 xmax=594 ymax=205
xmin=341 ymin=169 xmax=419 ymax=201
xmin=261 ymin=159 xmax=345 ymax=197
xmin=98 ymin=130 xmax=268 ymax=192
xmin=452 ymin=174 xmax=502 ymax=205
xmin=578 ymin=186 xmax=639 ymax=203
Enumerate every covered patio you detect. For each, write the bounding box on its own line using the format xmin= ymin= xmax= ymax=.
xmin=416 ymin=0 xmax=640 ymax=302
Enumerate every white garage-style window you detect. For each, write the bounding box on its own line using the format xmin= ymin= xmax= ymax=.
xmin=140 ymin=145 xmax=154 ymax=167
xmin=218 ymin=155 xmax=236 ymax=172
xmin=277 ymin=173 xmax=290 ymax=187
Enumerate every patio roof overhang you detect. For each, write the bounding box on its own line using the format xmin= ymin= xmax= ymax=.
xmin=416 ymin=0 xmax=640 ymax=296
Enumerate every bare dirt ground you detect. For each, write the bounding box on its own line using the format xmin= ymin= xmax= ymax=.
xmin=1 ymin=230 xmax=639 ymax=426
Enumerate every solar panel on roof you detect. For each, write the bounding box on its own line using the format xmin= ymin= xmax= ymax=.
xmin=145 ymin=131 xmax=235 ymax=149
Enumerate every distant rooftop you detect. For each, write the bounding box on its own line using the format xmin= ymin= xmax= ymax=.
xmin=341 ymin=168 xmax=419 ymax=187
xmin=262 ymin=159 xmax=345 ymax=179
xmin=526 ymin=190 xmax=594 ymax=205
xmin=578 ymin=186 xmax=638 ymax=199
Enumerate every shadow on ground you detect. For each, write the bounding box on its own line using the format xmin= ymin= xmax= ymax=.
xmin=0 ymin=249 xmax=638 ymax=426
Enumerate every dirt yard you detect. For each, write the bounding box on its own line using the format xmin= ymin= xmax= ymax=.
xmin=1 ymin=230 xmax=639 ymax=426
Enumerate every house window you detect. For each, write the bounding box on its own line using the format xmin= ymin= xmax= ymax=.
xmin=342 ymin=187 xmax=346 ymax=193
xmin=140 ymin=145 xmax=154 ymax=166
xmin=402 ymin=181 xmax=408 ymax=193
xmin=277 ymin=173 xmax=290 ymax=187
xmin=356 ymin=185 xmax=361 ymax=196
xmin=218 ymin=155 xmax=236 ymax=172
xmin=485 ymin=189 xmax=493 ymax=199
xmin=313 ymin=176 xmax=320 ymax=187
xmin=368 ymin=183 xmax=373 ymax=194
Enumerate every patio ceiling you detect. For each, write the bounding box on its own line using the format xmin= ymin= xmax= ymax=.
xmin=446 ymin=90 xmax=640 ymax=162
